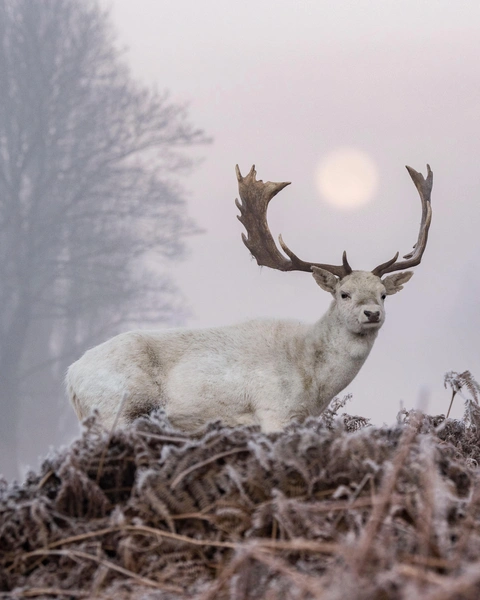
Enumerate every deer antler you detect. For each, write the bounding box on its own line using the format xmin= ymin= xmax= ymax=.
xmin=235 ymin=165 xmax=352 ymax=279
xmin=372 ymin=165 xmax=433 ymax=277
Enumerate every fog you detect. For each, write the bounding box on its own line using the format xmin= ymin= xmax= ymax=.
xmin=109 ymin=0 xmax=480 ymax=423
xmin=1 ymin=0 xmax=479 ymax=479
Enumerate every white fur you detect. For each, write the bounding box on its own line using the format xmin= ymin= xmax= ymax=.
xmin=66 ymin=269 xmax=413 ymax=432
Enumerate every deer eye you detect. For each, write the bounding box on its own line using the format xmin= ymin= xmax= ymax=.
xmin=381 ymin=294 xmax=387 ymax=300
xmin=341 ymin=292 xmax=351 ymax=300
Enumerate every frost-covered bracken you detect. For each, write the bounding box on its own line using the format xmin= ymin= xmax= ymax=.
xmin=66 ymin=164 xmax=433 ymax=431
xmin=2 ymin=402 xmax=480 ymax=599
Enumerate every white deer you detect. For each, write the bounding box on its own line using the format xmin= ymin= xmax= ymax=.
xmin=66 ymin=164 xmax=433 ymax=432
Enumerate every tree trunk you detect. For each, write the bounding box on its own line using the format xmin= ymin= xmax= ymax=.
xmin=0 ymin=299 xmax=32 ymax=481
xmin=0 ymin=371 xmax=20 ymax=481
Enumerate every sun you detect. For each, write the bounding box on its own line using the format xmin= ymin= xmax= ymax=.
xmin=315 ymin=148 xmax=379 ymax=209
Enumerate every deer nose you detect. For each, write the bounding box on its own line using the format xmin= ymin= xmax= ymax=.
xmin=364 ymin=310 xmax=380 ymax=322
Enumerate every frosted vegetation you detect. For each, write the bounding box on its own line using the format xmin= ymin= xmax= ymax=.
xmin=1 ymin=371 xmax=480 ymax=599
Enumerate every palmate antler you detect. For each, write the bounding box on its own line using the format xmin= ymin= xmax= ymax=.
xmin=371 ymin=165 xmax=433 ymax=277
xmin=235 ymin=163 xmax=433 ymax=280
xmin=235 ymin=165 xmax=352 ymax=279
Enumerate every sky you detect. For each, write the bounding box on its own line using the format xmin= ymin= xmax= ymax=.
xmin=102 ymin=0 xmax=480 ymax=424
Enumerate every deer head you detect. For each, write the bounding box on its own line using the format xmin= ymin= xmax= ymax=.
xmin=235 ymin=163 xmax=433 ymax=334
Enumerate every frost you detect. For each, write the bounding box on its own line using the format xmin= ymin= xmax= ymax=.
xmin=2 ymin=396 xmax=480 ymax=598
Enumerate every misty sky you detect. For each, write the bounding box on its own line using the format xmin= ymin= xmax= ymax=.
xmin=104 ymin=0 xmax=480 ymax=424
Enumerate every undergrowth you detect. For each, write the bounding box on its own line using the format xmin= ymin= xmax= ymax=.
xmin=1 ymin=379 xmax=480 ymax=599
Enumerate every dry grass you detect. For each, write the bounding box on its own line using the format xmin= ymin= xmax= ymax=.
xmin=2 ymin=397 xmax=480 ymax=599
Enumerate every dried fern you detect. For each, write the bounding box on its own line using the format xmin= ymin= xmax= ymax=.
xmin=444 ymin=370 xmax=480 ymax=418
xmin=3 ymin=399 xmax=480 ymax=599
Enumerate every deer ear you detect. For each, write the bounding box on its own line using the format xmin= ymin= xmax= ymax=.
xmin=382 ymin=271 xmax=414 ymax=295
xmin=312 ymin=267 xmax=338 ymax=293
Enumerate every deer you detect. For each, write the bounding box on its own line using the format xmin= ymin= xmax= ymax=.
xmin=66 ymin=163 xmax=433 ymax=433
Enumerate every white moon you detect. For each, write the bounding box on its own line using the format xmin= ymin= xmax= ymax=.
xmin=315 ymin=148 xmax=379 ymax=209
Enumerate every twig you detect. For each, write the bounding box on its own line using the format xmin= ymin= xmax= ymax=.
xmin=20 ymin=548 xmax=182 ymax=593
xmin=170 ymin=447 xmax=249 ymax=490
xmin=402 ymin=554 xmax=452 ymax=569
xmin=397 ymin=563 xmax=447 ymax=586
xmin=135 ymin=430 xmax=189 ymax=444
xmin=125 ymin=525 xmax=339 ymax=555
xmin=37 ymin=470 xmax=54 ymax=489
xmin=171 ymin=511 xmax=213 ymax=522
xmin=9 ymin=588 xmax=95 ymax=598
xmin=34 ymin=527 xmax=124 ymax=551
xmin=22 ymin=524 xmax=339 ymax=556
xmin=446 ymin=389 xmax=456 ymax=419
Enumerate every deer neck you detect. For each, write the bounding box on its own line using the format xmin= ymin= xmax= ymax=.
xmin=303 ymin=303 xmax=379 ymax=399
xmin=287 ymin=305 xmax=379 ymax=416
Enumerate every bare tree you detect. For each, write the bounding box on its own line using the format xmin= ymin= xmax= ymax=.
xmin=0 ymin=0 xmax=208 ymax=480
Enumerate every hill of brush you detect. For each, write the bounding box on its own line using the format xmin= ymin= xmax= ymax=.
xmin=2 ymin=397 xmax=480 ymax=599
